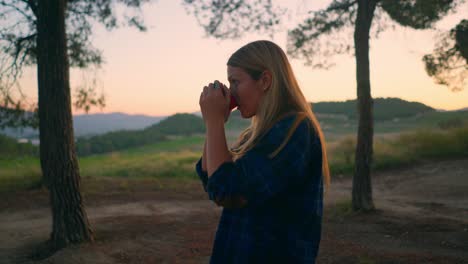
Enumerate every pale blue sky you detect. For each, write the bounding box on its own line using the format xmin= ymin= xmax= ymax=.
xmin=16 ymin=0 xmax=468 ymax=116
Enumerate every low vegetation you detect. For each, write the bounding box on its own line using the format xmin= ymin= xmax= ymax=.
xmin=1 ymin=123 xmax=467 ymax=193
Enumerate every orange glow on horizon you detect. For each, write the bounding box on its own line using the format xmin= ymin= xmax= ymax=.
xmin=12 ymin=0 xmax=468 ymax=117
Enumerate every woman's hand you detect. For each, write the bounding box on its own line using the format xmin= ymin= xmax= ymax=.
xmin=199 ymin=80 xmax=231 ymax=124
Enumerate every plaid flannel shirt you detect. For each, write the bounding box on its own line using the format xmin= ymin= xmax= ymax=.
xmin=195 ymin=113 xmax=324 ymax=263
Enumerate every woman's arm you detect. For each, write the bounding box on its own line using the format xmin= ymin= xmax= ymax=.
xmin=204 ymin=120 xmax=248 ymax=208
xmin=205 ymin=120 xmax=232 ymax=177
xmin=202 ymin=140 xmax=207 ymax=172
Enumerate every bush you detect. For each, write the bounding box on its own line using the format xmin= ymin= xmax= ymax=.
xmin=438 ymin=118 xmax=465 ymax=130
xmin=0 ymin=133 xmax=38 ymax=159
xmin=327 ymin=124 xmax=468 ymax=176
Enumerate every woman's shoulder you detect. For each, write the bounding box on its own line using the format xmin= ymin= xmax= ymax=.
xmin=274 ymin=111 xmax=312 ymax=131
xmin=265 ymin=112 xmax=314 ymax=144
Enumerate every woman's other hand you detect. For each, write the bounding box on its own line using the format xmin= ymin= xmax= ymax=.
xmin=221 ymin=83 xmax=232 ymax=123
xmin=199 ymin=80 xmax=231 ymax=124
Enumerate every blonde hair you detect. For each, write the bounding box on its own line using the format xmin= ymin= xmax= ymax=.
xmin=227 ymin=40 xmax=330 ymax=188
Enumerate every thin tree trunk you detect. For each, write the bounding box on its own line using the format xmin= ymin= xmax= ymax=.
xmin=36 ymin=0 xmax=93 ymax=255
xmin=352 ymin=0 xmax=377 ymax=211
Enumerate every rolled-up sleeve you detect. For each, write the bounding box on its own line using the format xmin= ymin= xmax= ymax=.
xmin=205 ymin=119 xmax=320 ymax=208
xmin=195 ymin=157 xmax=209 ymax=192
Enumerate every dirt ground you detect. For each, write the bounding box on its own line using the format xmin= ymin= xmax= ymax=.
xmin=0 ymin=158 xmax=467 ymax=264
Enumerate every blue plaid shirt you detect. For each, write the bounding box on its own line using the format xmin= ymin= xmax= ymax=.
xmin=195 ymin=114 xmax=324 ymax=263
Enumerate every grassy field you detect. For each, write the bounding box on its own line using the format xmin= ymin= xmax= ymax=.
xmin=1 ymin=122 xmax=467 ymax=193
xmin=0 ymin=156 xmax=42 ymax=192
xmin=317 ymin=110 xmax=468 ymax=140
xmin=328 ymin=125 xmax=468 ymax=175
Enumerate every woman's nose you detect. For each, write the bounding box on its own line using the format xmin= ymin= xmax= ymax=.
xmin=229 ymin=86 xmax=236 ymax=94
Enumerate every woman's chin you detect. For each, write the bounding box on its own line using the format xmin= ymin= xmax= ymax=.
xmin=240 ymin=109 xmax=254 ymax=119
xmin=239 ymin=109 xmax=247 ymax=118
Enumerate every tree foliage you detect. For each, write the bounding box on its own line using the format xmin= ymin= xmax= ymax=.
xmin=423 ymin=19 xmax=468 ymax=91
xmin=379 ymin=0 xmax=457 ymax=29
xmin=0 ymin=0 xmax=150 ymax=126
xmin=182 ymin=0 xmax=285 ymax=39
xmin=287 ymin=0 xmax=358 ymax=69
xmin=287 ymin=0 xmax=461 ymax=69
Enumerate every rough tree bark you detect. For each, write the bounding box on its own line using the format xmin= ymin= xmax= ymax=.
xmin=352 ymin=0 xmax=377 ymax=211
xmin=36 ymin=0 xmax=93 ymax=253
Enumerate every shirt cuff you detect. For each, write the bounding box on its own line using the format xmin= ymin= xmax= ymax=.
xmin=206 ymin=161 xmax=242 ymax=202
xmin=195 ymin=157 xmax=208 ymax=192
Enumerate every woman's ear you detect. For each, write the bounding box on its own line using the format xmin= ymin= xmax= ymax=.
xmin=261 ymin=70 xmax=272 ymax=92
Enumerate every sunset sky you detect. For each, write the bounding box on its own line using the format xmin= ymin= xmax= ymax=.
xmin=15 ymin=0 xmax=468 ymax=117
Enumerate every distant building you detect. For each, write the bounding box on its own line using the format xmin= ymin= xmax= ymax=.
xmin=17 ymin=138 xmax=40 ymax=146
xmin=17 ymin=138 xmax=29 ymax=144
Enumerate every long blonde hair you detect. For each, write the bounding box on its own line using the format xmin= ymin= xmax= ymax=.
xmin=227 ymin=40 xmax=330 ymax=187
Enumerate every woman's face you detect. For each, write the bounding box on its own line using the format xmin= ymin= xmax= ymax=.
xmin=227 ymin=66 xmax=265 ymax=118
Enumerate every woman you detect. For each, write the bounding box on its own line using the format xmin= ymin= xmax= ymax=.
xmin=196 ymin=40 xmax=330 ymax=263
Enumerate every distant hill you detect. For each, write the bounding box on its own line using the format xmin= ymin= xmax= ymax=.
xmin=76 ymin=113 xmax=204 ymax=156
xmin=3 ymin=103 xmax=468 ymax=158
xmin=193 ymin=98 xmax=437 ymax=121
xmin=0 ymin=98 xmax=457 ymax=144
xmin=312 ymin=97 xmax=435 ymax=121
xmin=75 ymin=127 xmax=167 ymax=156
xmin=0 ymin=112 xmax=166 ymax=139
xmin=0 ymin=127 xmax=38 ymax=140
xmin=145 ymin=113 xmax=205 ymax=136
xmin=73 ymin=112 xmax=165 ymax=137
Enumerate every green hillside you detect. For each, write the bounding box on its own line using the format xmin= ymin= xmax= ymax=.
xmin=76 ymin=113 xmax=204 ymax=156
xmin=4 ymin=99 xmax=466 ymax=158
xmin=145 ymin=113 xmax=205 ymax=136
xmin=2 ymin=124 xmax=467 ymax=193
xmin=315 ymin=109 xmax=468 ymax=141
xmin=76 ymin=129 xmax=167 ymax=156
xmin=73 ymin=97 xmax=456 ymax=155
xmin=312 ymin=97 xmax=435 ymax=121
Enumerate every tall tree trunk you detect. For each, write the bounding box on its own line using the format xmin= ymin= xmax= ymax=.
xmin=352 ymin=0 xmax=377 ymax=211
xmin=36 ymin=0 xmax=93 ymax=253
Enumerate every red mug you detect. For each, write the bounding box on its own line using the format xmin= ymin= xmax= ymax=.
xmin=229 ymin=95 xmax=238 ymax=111
xmin=214 ymin=80 xmax=238 ymax=111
